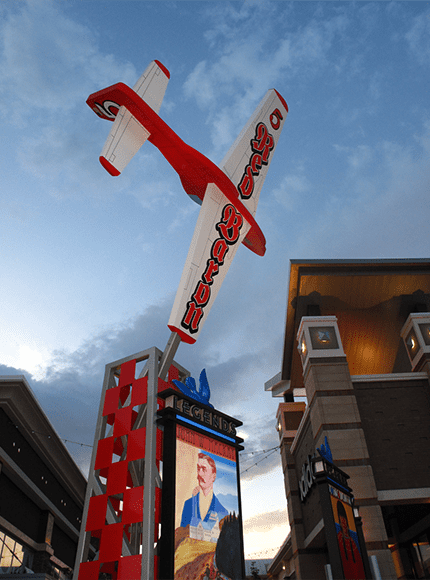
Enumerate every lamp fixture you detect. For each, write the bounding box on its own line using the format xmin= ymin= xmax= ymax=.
xmin=296 ymin=316 xmax=345 ymax=374
xmin=314 ymin=460 xmax=325 ymax=474
xmin=401 ymin=314 xmax=430 ymax=370
xmin=300 ymin=338 xmax=307 ymax=354
xmin=317 ymin=330 xmax=331 ymax=343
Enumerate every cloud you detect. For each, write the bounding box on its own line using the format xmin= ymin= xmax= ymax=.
xmin=0 ymin=0 xmax=179 ymax=207
xmin=183 ymin=3 xmax=350 ymax=154
xmin=333 ymin=143 xmax=373 ymax=173
xmin=243 ymin=508 xmax=290 ymax=559
xmin=0 ymin=362 xmax=97 ymax=475
xmin=0 ymin=285 xmax=282 ymax=477
xmin=0 ymin=364 xmax=28 ymax=377
xmin=405 ymin=9 xmax=430 ymax=66
xmin=293 ymin=119 xmax=430 ymax=259
xmin=0 ymin=0 xmax=135 ymax=118
xmin=182 ymin=60 xmax=213 ymax=108
xmin=243 ymin=509 xmax=288 ymax=534
xmin=274 ymin=172 xmax=310 ymax=211
xmin=239 ymin=412 xmax=282 ymax=481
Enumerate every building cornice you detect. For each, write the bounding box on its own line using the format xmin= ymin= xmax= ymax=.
xmin=0 ymin=376 xmax=87 ymax=507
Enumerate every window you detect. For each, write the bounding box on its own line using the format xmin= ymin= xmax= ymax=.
xmin=412 ymin=534 xmax=430 ymax=579
xmin=0 ymin=530 xmax=33 ymax=570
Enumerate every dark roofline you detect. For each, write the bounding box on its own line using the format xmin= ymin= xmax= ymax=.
xmin=0 ymin=375 xmax=87 ymax=506
xmin=290 ymin=258 xmax=430 ymax=265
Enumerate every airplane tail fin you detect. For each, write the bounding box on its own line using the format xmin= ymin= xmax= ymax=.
xmin=90 ymin=60 xmax=170 ymax=176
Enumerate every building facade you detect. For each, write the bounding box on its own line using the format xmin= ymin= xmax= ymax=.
xmin=0 ymin=376 xmax=90 ymax=579
xmin=266 ymin=259 xmax=430 ymax=580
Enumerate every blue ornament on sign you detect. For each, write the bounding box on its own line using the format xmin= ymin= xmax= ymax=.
xmin=172 ymin=368 xmax=213 ymax=408
xmin=317 ymin=436 xmax=333 ymax=463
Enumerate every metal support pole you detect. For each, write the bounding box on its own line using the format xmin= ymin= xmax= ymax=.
xmin=141 ymin=347 xmax=158 ymax=579
xmin=141 ymin=333 xmax=181 ymax=579
xmin=158 ymin=332 xmax=181 ymax=381
xmin=72 ymin=366 xmax=113 ymax=580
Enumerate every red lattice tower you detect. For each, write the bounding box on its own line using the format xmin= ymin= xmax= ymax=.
xmin=73 ymin=344 xmax=187 ymax=580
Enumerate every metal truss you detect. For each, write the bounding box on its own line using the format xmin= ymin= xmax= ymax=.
xmin=73 ymin=333 xmax=188 ymax=580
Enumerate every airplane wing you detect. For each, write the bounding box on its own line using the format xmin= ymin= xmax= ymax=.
xmin=167 ymin=89 xmax=288 ymax=344
xmin=168 ymin=182 xmax=252 ymax=344
xmin=89 ymin=60 xmax=170 ymax=176
xmin=219 ymin=89 xmax=288 ymax=219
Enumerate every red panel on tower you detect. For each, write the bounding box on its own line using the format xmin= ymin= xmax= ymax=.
xmin=99 ymin=523 xmax=123 ymax=563
xmin=94 ymin=437 xmax=114 ymax=471
xmin=154 ymin=486 xmax=162 ymax=525
xmin=131 ymin=376 xmax=148 ymax=406
xmin=109 ymin=496 xmax=121 ymax=519
xmin=168 ymin=364 xmax=180 ymax=384
xmin=113 ymin=437 xmax=124 ymax=458
xmin=78 ymin=560 xmax=100 ymax=580
xmin=106 ymin=461 xmax=128 ymax=496
xmin=122 ymin=486 xmax=144 ymax=525
xmin=156 ymin=427 xmax=163 ymax=462
xmin=99 ymin=562 xmax=117 ymax=579
xmin=154 ymin=554 xmax=159 ymax=580
xmin=118 ymin=554 xmax=141 ymax=580
xmin=86 ymin=494 xmax=107 ymax=532
xmin=103 ymin=384 xmax=130 ymax=413
xmin=118 ymin=359 xmax=136 ymax=388
xmin=113 ymin=406 xmax=133 ymax=438
xmin=127 ymin=428 xmax=146 ymax=462
xmin=103 ymin=386 xmax=121 ymax=416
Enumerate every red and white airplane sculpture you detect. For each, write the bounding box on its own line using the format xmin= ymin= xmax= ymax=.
xmin=87 ymin=60 xmax=288 ymax=345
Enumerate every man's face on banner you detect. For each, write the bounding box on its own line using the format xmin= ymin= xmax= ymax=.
xmin=197 ymin=456 xmax=216 ymax=494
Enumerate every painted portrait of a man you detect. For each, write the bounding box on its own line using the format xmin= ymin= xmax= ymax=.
xmin=180 ymin=453 xmax=228 ymax=529
xmin=174 ymin=426 xmax=240 ymax=579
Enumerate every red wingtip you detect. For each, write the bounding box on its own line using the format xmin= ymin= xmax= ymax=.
xmin=99 ymin=156 xmax=120 ymax=176
xmin=167 ymin=325 xmax=196 ymax=344
xmin=154 ymin=60 xmax=170 ymax=79
xmin=274 ymin=89 xmax=289 ymax=113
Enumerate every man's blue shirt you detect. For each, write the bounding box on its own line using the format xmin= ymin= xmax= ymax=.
xmin=180 ymin=492 xmax=228 ymax=527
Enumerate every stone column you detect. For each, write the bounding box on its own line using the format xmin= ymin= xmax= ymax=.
xmin=276 ymin=402 xmax=314 ymax=578
xmin=296 ymin=316 xmax=397 ymax=579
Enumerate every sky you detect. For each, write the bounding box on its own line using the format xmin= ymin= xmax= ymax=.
xmin=1 ymin=0 xmax=430 ymax=561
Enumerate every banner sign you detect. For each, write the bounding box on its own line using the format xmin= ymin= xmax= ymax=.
xmin=166 ymin=392 xmax=237 ymax=440
xmin=174 ymin=424 xmax=242 ymax=580
xmin=329 ymin=486 xmax=366 ymax=580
